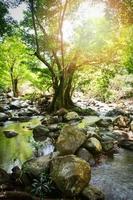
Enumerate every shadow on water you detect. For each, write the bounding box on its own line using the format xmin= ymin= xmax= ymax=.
xmin=0 ymin=117 xmax=42 ymax=172
xmin=91 ymin=148 xmax=133 ymax=200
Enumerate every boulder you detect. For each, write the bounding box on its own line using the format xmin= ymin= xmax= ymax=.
xmin=51 ymin=155 xmax=91 ymax=196
xmin=78 ymin=116 xmax=101 ymax=130
xmin=56 ymin=125 xmax=87 ymax=155
xmin=22 ymin=155 xmax=51 ymax=178
xmin=101 ymin=141 xmax=114 ymax=152
xmin=84 ymin=137 xmax=102 ymax=154
xmin=96 ymin=117 xmax=112 ymax=128
xmin=82 ymin=185 xmax=105 ymax=200
xmin=64 ymin=111 xmax=81 ymax=121
xmin=33 ymin=125 xmax=49 ymax=141
xmin=3 ymin=131 xmax=18 ymax=138
xmin=76 ymin=148 xmax=94 ymax=162
xmin=0 ymin=112 xmax=8 ymax=122
xmin=113 ymin=115 xmax=131 ymax=128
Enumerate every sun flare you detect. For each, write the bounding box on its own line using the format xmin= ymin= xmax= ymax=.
xmin=63 ymin=1 xmax=105 ymax=42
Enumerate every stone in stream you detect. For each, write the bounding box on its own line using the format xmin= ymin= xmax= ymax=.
xmin=22 ymin=155 xmax=51 ymax=178
xmin=76 ymin=148 xmax=95 ymax=166
xmin=0 ymin=112 xmax=8 ymax=122
xmin=3 ymin=130 xmax=18 ymax=138
xmin=33 ymin=125 xmax=50 ymax=141
xmin=64 ymin=111 xmax=81 ymax=121
xmin=82 ymin=185 xmax=105 ymax=200
xmin=119 ymin=140 xmax=133 ymax=151
xmin=105 ymin=108 xmax=125 ymax=117
xmin=50 ymin=155 xmax=91 ymax=196
xmin=78 ymin=116 xmax=101 ymax=130
xmin=84 ymin=137 xmax=102 ymax=154
xmin=10 ymin=100 xmax=21 ymax=109
xmin=96 ymin=117 xmax=113 ymax=128
xmin=101 ymin=141 xmax=114 ymax=152
xmin=56 ymin=125 xmax=87 ymax=155
xmin=113 ymin=115 xmax=131 ymax=128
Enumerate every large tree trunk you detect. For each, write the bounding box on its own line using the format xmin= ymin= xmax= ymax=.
xmin=49 ymin=73 xmax=74 ymax=112
xmin=11 ymin=78 xmax=19 ymax=97
xmin=10 ymin=66 xmax=19 ymax=97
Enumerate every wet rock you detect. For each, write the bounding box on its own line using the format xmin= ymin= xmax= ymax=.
xmin=119 ymin=140 xmax=133 ymax=150
xmin=10 ymin=100 xmax=21 ymax=109
xmin=18 ymin=116 xmax=31 ymax=122
xmin=78 ymin=116 xmax=101 ymax=130
xmin=84 ymin=137 xmax=102 ymax=154
xmin=64 ymin=111 xmax=81 ymax=121
xmin=51 ymin=155 xmax=91 ymax=196
xmin=96 ymin=117 xmax=113 ymax=128
xmin=18 ymin=110 xmax=33 ymax=117
xmin=33 ymin=125 xmax=49 ymax=141
xmin=41 ymin=115 xmax=61 ymax=125
xmin=82 ymin=185 xmax=105 ymax=200
xmin=22 ymin=155 xmax=51 ymax=178
xmin=101 ymin=141 xmax=114 ymax=152
xmin=56 ymin=125 xmax=87 ymax=155
xmin=3 ymin=131 xmax=18 ymax=138
xmin=76 ymin=148 xmax=95 ymax=165
xmin=0 ymin=112 xmax=8 ymax=122
xmin=105 ymin=108 xmax=125 ymax=117
xmin=113 ymin=115 xmax=131 ymax=128
xmin=48 ymin=123 xmax=61 ymax=132
xmin=0 ymin=168 xmax=10 ymax=185
xmin=99 ymin=131 xmax=116 ymax=141
xmin=74 ymin=107 xmax=98 ymax=116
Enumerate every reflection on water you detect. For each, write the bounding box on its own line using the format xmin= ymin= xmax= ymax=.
xmin=0 ymin=117 xmax=42 ymax=172
xmin=91 ymin=149 xmax=133 ymax=200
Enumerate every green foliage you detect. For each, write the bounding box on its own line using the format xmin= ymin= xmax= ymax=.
xmin=32 ymin=170 xmax=56 ymax=199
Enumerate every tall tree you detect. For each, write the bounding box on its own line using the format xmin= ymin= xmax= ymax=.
xmin=0 ymin=36 xmax=34 ymax=96
xmin=20 ymin=0 xmax=84 ymax=111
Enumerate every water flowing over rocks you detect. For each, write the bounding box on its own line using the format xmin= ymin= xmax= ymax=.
xmin=0 ymin=91 xmax=133 ymax=199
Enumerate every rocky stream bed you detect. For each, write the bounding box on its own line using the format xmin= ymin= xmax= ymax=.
xmin=0 ymin=92 xmax=133 ymax=200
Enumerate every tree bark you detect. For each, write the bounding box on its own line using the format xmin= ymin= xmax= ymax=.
xmin=49 ymin=72 xmax=75 ymax=112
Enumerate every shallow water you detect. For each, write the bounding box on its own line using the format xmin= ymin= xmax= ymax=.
xmin=0 ymin=117 xmax=42 ymax=172
xmin=91 ymin=149 xmax=133 ymax=200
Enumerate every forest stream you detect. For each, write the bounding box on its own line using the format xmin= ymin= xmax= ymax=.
xmin=0 ymin=112 xmax=133 ymax=199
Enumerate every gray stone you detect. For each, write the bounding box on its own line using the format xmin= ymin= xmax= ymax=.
xmin=0 ymin=112 xmax=8 ymax=122
xmin=33 ymin=125 xmax=50 ymax=141
xmin=76 ymin=148 xmax=93 ymax=162
xmin=3 ymin=131 xmax=18 ymax=138
xmin=78 ymin=116 xmax=101 ymax=130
